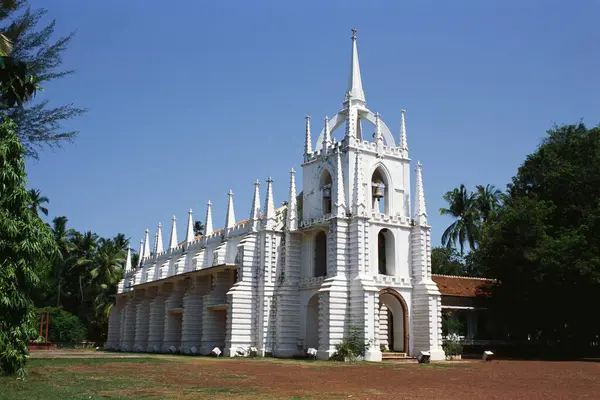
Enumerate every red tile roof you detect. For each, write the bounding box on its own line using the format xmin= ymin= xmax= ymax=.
xmin=432 ymin=274 xmax=491 ymax=297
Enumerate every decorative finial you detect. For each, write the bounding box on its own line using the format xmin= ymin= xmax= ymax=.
xmin=351 ymin=28 xmax=357 ymax=39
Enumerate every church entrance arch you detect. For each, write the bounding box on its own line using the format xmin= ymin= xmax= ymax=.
xmin=305 ymin=294 xmax=320 ymax=350
xmin=379 ymin=288 xmax=408 ymax=353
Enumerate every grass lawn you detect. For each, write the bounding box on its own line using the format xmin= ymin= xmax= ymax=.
xmin=1 ymin=352 xmax=599 ymax=399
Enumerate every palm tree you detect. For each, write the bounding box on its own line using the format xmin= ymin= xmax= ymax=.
xmin=474 ymin=184 xmax=503 ymax=222
xmin=0 ymin=0 xmax=17 ymax=57
xmin=91 ymin=240 xmax=125 ymax=341
xmin=27 ymin=188 xmax=49 ymax=217
xmin=130 ymin=251 xmax=140 ymax=270
xmin=439 ymin=184 xmax=480 ymax=254
xmin=67 ymin=231 xmax=99 ymax=302
xmin=51 ymin=216 xmax=75 ymax=305
xmin=91 ymin=240 xmax=125 ymax=289
xmin=112 ymin=233 xmax=129 ymax=251
xmin=193 ymin=220 xmax=204 ymax=236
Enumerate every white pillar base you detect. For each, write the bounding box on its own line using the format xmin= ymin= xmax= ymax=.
xmin=316 ymin=349 xmax=335 ymax=360
xmin=429 ymin=349 xmax=446 ymax=361
xmin=364 ymin=349 xmax=383 ymax=362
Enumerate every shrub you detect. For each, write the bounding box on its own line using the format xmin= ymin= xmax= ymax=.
xmin=442 ymin=333 xmax=463 ymax=356
xmin=37 ymin=307 xmax=86 ymax=344
xmin=331 ymin=326 xmax=372 ymax=362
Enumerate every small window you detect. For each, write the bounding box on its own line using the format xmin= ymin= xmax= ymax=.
xmin=314 ymin=231 xmax=327 ymax=277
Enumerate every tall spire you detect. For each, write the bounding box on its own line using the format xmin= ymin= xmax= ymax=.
xmin=169 ymin=215 xmax=178 ymax=249
xmin=414 ymin=161 xmax=428 ymax=226
xmin=249 ymin=180 xmax=261 ymax=232
xmin=345 ymin=28 xmax=365 ymax=104
xmin=304 ymin=115 xmax=313 ymax=158
xmin=204 ymin=201 xmax=214 ymax=235
xmin=225 ymin=190 xmax=236 ymax=229
xmin=334 ymin=147 xmax=346 ymax=217
xmin=137 ymin=238 xmax=144 ymax=266
xmin=322 ymin=115 xmax=331 ymax=156
xmin=143 ymin=229 xmax=150 ymax=259
xmin=352 ymin=150 xmax=366 ymax=215
xmin=264 ymin=177 xmax=276 ymax=229
xmin=125 ymin=246 xmax=132 ymax=272
xmin=185 ymin=209 xmax=194 ymax=243
xmin=287 ymin=169 xmax=297 ymax=231
xmin=400 ymin=109 xmax=408 ymax=154
xmin=154 ymin=223 xmax=164 ymax=255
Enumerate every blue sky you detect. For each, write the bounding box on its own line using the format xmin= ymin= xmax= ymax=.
xmin=25 ymin=0 xmax=599 ymax=249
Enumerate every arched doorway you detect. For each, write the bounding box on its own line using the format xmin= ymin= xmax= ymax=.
xmin=305 ymin=294 xmax=319 ymax=349
xmin=379 ymin=288 xmax=408 ymax=352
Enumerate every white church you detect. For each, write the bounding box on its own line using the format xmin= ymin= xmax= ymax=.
xmin=107 ymin=30 xmax=446 ymax=362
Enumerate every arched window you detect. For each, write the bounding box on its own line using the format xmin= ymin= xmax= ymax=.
xmin=320 ymin=170 xmax=333 ymax=215
xmin=371 ymin=167 xmax=389 ymax=214
xmin=314 ymin=231 xmax=327 ymax=277
xmin=377 ymin=228 xmax=395 ymax=276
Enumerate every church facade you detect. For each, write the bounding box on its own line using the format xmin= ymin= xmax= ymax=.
xmin=107 ymin=31 xmax=446 ymax=362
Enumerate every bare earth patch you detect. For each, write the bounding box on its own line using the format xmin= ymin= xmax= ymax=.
xmin=4 ymin=352 xmax=600 ymax=399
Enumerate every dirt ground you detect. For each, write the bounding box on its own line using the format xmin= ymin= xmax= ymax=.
xmin=25 ymin=352 xmax=600 ymax=400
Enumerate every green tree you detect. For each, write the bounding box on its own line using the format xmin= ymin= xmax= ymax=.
xmin=431 ymin=247 xmax=466 ymax=276
xmin=478 ymin=123 xmax=600 ymax=354
xmin=193 ymin=220 xmax=204 ymax=236
xmin=0 ymin=2 xmax=85 ymax=158
xmin=439 ymin=184 xmax=504 ymax=253
xmin=0 ymin=1 xmax=39 ymax=109
xmin=473 ymin=184 xmax=503 ymax=222
xmin=26 ymin=188 xmax=48 ymax=217
xmin=50 ymin=216 xmax=74 ymax=306
xmin=0 ymin=117 xmax=58 ymax=376
xmin=439 ymin=184 xmax=479 ymax=253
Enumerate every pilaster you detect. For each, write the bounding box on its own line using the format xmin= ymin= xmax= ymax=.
xmin=147 ymin=287 xmax=169 ymax=352
xmin=120 ymin=295 xmax=138 ymax=352
xmin=105 ymin=300 xmax=122 ymax=350
xmin=181 ymin=277 xmax=210 ymax=354
xmin=225 ymin=235 xmax=258 ymax=356
xmin=273 ymin=230 xmax=301 ymax=357
xmin=200 ymin=270 xmax=233 ymax=354
xmin=255 ymin=230 xmax=280 ymax=356
xmin=162 ymin=282 xmax=185 ymax=353
xmin=133 ymin=289 xmax=151 ymax=351
xmin=410 ymin=223 xmax=444 ymax=360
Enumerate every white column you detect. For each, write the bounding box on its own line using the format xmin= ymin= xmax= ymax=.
xmin=147 ymin=288 xmax=168 ymax=352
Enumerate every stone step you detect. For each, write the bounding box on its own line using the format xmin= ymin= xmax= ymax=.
xmin=383 ymin=357 xmax=418 ymax=364
xmin=382 ymin=352 xmax=408 ymax=358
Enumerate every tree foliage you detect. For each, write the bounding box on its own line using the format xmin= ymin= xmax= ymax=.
xmin=477 ymin=123 xmax=600 ymax=353
xmin=193 ymin=220 xmax=204 ymax=236
xmin=40 ymin=219 xmax=126 ymax=344
xmin=0 ymin=1 xmax=85 ymax=158
xmin=431 ymin=246 xmax=484 ymax=277
xmin=37 ymin=307 xmax=86 ymax=344
xmin=0 ymin=117 xmax=58 ymax=376
xmin=439 ymin=184 xmax=503 ymax=253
